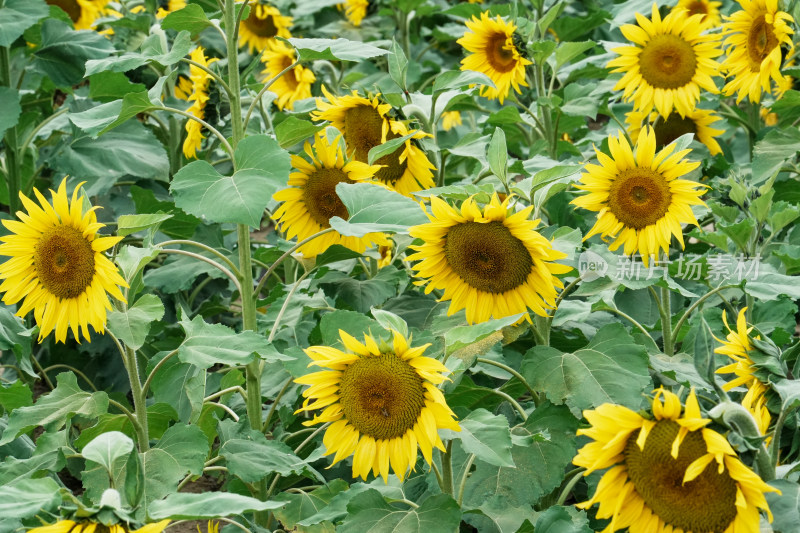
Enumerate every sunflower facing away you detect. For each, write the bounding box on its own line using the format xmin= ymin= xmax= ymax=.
xmin=571 ymin=127 xmax=707 ymax=267
xmin=312 ymin=88 xmax=436 ymax=197
xmin=272 ymin=131 xmax=390 ymax=257
xmin=441 ymin=111 xmax=463 ymax=131
xmin=45 ymin=0 xmax=111 ymax=30
xmin=673 ymin=0 xmax=722 ymax=29
xmin=608 ymin=4 xmax=721 ymax=118
xmin=457 ymin=12 xmax=531 ymax=104
xmin=0 ymin=179 xmax=127 ymax=344
xmin=339 ymin=0 xmax=369 ymax=26
xmin=408 ymin=194 xmax=570 ymax=325
xmin=29 ymin=519 xmax=170 ymax=533
xmin=626 ymin=108 xmax=725 ymax=155
xmin=574 ymin=388 xmax=779 ymax=533
xmin=721 ymin=0 xmax=795 ymax=103
xmin=295 ymin=329 xmax=460 ymax=482
xmin=155 ymin=0 xmax=187 ymax=19
xmin=176 ymin=47 xmax=218 ymax=159
xmin=239 ymin=2 xmax=293 ymax=54
xmin=261 ymin=41 xmax=316 ymax=111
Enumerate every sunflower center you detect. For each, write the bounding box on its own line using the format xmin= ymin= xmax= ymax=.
xmin=638 ymin=34 xmax=697 ymax=89
xmin=486 ymin=33 xmax=518 ymax=73
xmin=244 ymin=12 xmax=278 ymax=39
xmin=444 ymin=221 xmax=533 ymax=293
xmin=343 ymin=106 xmax=409 ymax=185
xmin=747 ymin=15 xmax=778 ymax=70
xmin=302 ymin=168 xmax=354 ymax=227
xmin=46 ymin=0 xmax=81 ymax=22
xmin=625 ymin=420 xmax=738 ymax=532
xmin=686 ymin=1 xmax=708 ymax=16
xmin=608 ymin=168 xmax=673 ymax=229
xmin=34 ymin=225 xmax=96 ymax=300
xmin=338 ymin=353 xmax=426 ymax=440
xmin=653 ymin=114 xmax=698 ymax=147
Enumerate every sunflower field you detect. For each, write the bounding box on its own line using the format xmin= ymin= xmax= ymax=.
xmin=3 ymin=0 xmax=800 ymax=531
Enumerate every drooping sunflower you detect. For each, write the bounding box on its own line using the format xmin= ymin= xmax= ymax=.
xmin=608 ymin=4 xmax=722 ymax=118
xmin=176 ymin=47 xmax=218 ymax=159
xmin=295 ymin=329 xmax=460 ymax=482
xmin=574 ymin=388 xmax=779 ymax=533
xmin=45 ymin=0 xmax=111 ymax=30
xmin=441 ymin=111 xmax=463 ymax=131
xmin=272 ymin=131 xmax=390 ymax=257
xmin=0 ymin=179 xmax=127 ymax=344
xmin=29 ymin=519 xmax=170 ymax=533
xmin=457 ymin=12 xmax=531 ymax=104
xmin=238 ymin=2 xmax=293 ymax=54
xmin=312 ymin=88 xmax=436 ymax=197
xmin=673 ymin=0 xmax=722 ymax=29
xmin=626 ymin=108 xmax=724 ymax=155
xmin=261 ymin=41 xmax=316 ymax=111
xmin=721 ymin=0 xmax=794 ymax=103
xmin=155 ymin=0 xmax=187 ymax=19
xmin=338 ymin=0 xmax=369 ymax=26
xmin=571 ymin=127 xmax=707 ymax=267
xmin=408 ymin=194 xmax=571 ymax=325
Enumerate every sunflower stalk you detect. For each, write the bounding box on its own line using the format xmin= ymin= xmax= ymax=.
xmin=0 ymin=45 xmax=21 ymax=215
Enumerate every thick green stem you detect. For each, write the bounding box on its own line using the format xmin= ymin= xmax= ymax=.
xmin=650 ymin=286 xmax=674 ymax=356
xmin=441 ymin=440 xmax=454 ymax=496
xmin=1 ymin=46 xmax=20 ymax=214
xmin=111 ymin=333 xmax=150 ymax=452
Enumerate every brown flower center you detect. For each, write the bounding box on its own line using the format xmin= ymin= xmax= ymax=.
xmin=34 ymin=225 xmax=96 ymax=300
xmin=639 ymin=34 xmax=698 ymax=89
xmin=302 ymin=168 xmax=353 ymax=227
xmin=46 ymin=0 xmax=81 ymax=22
xmin=747 ymin=15 xmax=778 ymax=71
xmin=625 ymin=420 xmax=738 ymax=532
xmin=244 ymin=11 xmax=278 ymax=39
xmin=608 ymin=168 xmax=673 ymax=229
xmin=653 ymin=114 xmax=698 ymax=147
xmin=486 ymin=33 xmax=518 ymax=73
xmin=686 ymin=1 xmax=709 ymax=17
xmin=343 ymin=105 xmax=408 ymax=185
xmin=338 ymin=353 xmax=425 ymax=440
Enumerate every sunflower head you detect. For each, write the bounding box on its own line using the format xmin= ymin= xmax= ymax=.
xmin=46 ymin=0 xmax=112 ymax=30
xmin=261 ymin=41 xmax=316 ymax=111
xmin=674 ymin=0 xmax=722 ymax=29
xmin=28 ymin=519 xmax=171 ymax=533
xmin=627 ymin=108 xmax=724 ymax=155
xmin=295 ymin=328 xmax=459 ymax=482
xmin=574 ymin=388 xmax=779 ymax=533
xmin=155 ymin=0 xmax=187 ymax=18
xmin=441 ymin=111 xmax=463 ymax=131
xmin=239 ymin=3 xmax=293 ymax=54
xmin=181 ymin=47 xmax=219 ymax=159
xmin=0 ymin=178 xmax=128 ymax=343
xmin=457 ymin=12 xmax=532 ymax=104
xmin=571 ymin=127 xmax=707 ymax=267
xmin=338 ymin=0 xmax=369 ymax=26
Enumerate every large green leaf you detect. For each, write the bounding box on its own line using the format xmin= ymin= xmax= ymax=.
xmin=441 ymin=409 xmax=514 ymax=468
xmin=0 ymin=372 xmax=108 ymax=445
xmin=0 ymin=477 xmax=61 ymax=519
xmin=0 ymin=381 xmax=32 ymax=413
xmin=273 ymin=479 xmax=350 ymax=532
xmin=220 ymin=436 xmax=324 ymax=483
xmin=33 ymin=19 xmax=114 ymax=87
xmin=767 ymin=480 xmax=800 ymax=533
xmin=521 ymin=323 xmax=651 ymax=417
xmin=319 ymin=267 xmax=405 ymax=313
xmin=288 ymin=37 xmax=389 ymax=61
xmin=81 ymin=431 xmax=134 ymax=474
xmin=149 ymin=491 xmax=284 ymax=519
xmin=329 ymin=183 xmax=429 ymax=237
xmin=338 ymin=490 xmax=461 ymax=533
xmin=0 ymin=449 xmax=62 ymax=485
xmin=107 ymin=294 xmax=165 ymax=351
xmin=752 ymin=128 xmax=800 ymax=184
xmin=171 ymin=135 xmax=291 ymax=227
xmin=141 ymin=424 xmax=209 ymax=504
xmin=84 ymin=30 xmax=193 ymax=74
xmin=0 ymin=87 xmax=21 ymax=138
xmin=535 ymin=507 xmax=592 ymax=533
xmin=319 ymin=310 xmax=381 ymax=347
xmin=0 ymin=0 xmax=48 ymax=47
xmin=161 ymin=4 xmax=213 ymax=35
xmin=0 ymin=307 xmax=35 ymax=378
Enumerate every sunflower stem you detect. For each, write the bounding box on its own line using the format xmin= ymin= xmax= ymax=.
xmin=456 ymin=453 xmax=476 ymax=506
xmin=476 ymin=357 xmax=539 ymax=406
xmin=440 ymin=440 xmax=454 ymax=496
xmin=113 ymin=333 xmax=150 ymax=452
xmin=0 ymin=45 xmax=20 ymax=215
xmin=770 ymin=404 xmax=798 ymax=467
xmin=650 ymin=285 xmax=674 ymax=356
xmin=555 ymin=467 xmax=585 ymax=506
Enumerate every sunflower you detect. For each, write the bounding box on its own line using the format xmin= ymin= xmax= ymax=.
xmin=45 ymin=0 xmax=111 ymax=30
xmin=571 ymin=127 xmax=707 ymax=268
xmin=312 ymin=88 xmax=436 ymax=197
xmin=721 ymin=0 xmax=794 ymax=103
xmin=407 ymin=194 xmax=570 ymax=325
xmin=441 ymin=111 xmax=463 ymax=131
xmin=457 ymin=12 xmax=531 ymax=104
xmin=573 ymin=388 xmax=779 ymax=533
xmin=763 ymin=47 xmax=795 ymax=125
xmin=272 ymin=131 xmax=390 ymax=257
xmin=29 ymin=519 xmax=170 ymax=533
xmin=607 ymin=4 xmax=722 ymax=118
xmin=155 ymin=0 xmax=187 ymax=19
xmin=238 ymin=2 xmax=293 ymax=54
xmin=295 ymin=329 xmax=459 ymax=482
xmin=261 ymin=41 xmax=316 ymax=111
xmin=626 ymin=108 xmax=724 ymax=155
xmin=177 ymin=47 xmax=218 ymax=159
xmin=377 ymin=241 xmax=393 ymax=269
xmin=0 ymin=179 xmax=127 ymax=344
xmin=673 ymin=0 xmax=722 ymax=29
xmin=338 ymin=0 xmax=369 ymax=26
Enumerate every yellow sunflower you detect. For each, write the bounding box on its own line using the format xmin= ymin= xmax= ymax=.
xmin=155 ymin=0 xmax=187 ymax=19
xmin=338 ymin=0 xmax=369 ymax=26
xmin=295 ymin=329 xmax=459 ymax=482
xmin=571 ymin=127 xmax=707 ymax=268
xmin=29 ymin=519 xmax=170 ymax=533
xmin=574 ymin=388 xmax=779 ymax=533
xmin=377 ymin=241 xmax=393 ymax=269
xmin=0 ymin=178 xmax=127 ymax=344
xmin=261 ymin=41 xmax=316 ymax=111
xmin=441 ymin=111 xmax=463 ymax=131
xmin=408 ymin=194 xmax=570 ymax=325
xmin=457 ymin=12 xmax=531 ymax=104
xmin=239 ymin=2 xmax=293 ymax=54
xmin=312 ymin=87 xmax=436 ymax=197
xmin=673 ymin=0 xmax=722 ymax=29
xmin=272 ymin=131 xmax=390 ymax=257
xmin=608 ymin=4 xmax=722 ymax=118
xmin=626 ymin=108 xmax=724 ymax=155
xmin=721 ymin=0 xmax=794 ymax=103
xmin=177 ymin=47 xmax=218 ymax=159
xmin=763 ymin=47 xmax=795 ymax=125
xmin=45 ymin=0 xmax=111 ymax=30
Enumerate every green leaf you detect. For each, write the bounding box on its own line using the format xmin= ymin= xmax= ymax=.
xmin=752 ymin=127 xmax=800 ymax=184
xmin=766 ymin=480 xmax=800 ymax=533
xmin=141 ymin=424 xmax=209 ymax=504
xmin=432 ymin=70 xmax=496 ymax=94
xmin=273 ymin=479 xmax=349 ymax=532
xmin=371 ymin=309 xmax=408 ymax=338
xmin=0 ymin=477 xmax=61 ymax=519
xmin=0 ymin=372 xmax=108 ymax=445
xmin=329 ymin=183 xmax=428 ymax=237
xmin=445 ymin=315 xmax=520 ymax=355
xmin=150 ymin=492 xmax=284 ymax=520
xmin=81 ymin=431 xmax=134 ymax=474
xmin=367 ymin=131 xmax=418 ymax=165
xmin=320 ymin=267 xmax=404 ymax=314
xmin=0 ymin=0 xmax=48 ymax=47
xmin=74 ymin=403 xmax=177 ymax=449
xmin=84 ymin=30 xmax=193 ymax=75
xmin=161 ymin=4 xmax=213 ymax=35
xmin=0 ymin=87 xmax=21 ymax=138
xmin=0 ymin=381 xmax=32 ymax=413
xmin=220 ymin=437 xmax=324 ymax=483
xmin=33 ymin=19 xmax=114 ymax=87
xmin=124 ymin=446 xmax=143 ymax=508
xmin=171 ymin=135 xmax=291 ymax=228
xmin=178 ymin=315 xmax=290 ymax=369
xmin=116 ymin=213 xmax=174 ymax=237
xmin=107 ymin=294 xmax=165 ymax=351
xmin=554 ymin=41 xmax=596 ymax=70
xmin=88 ymin=71 xmax=147 ymax=102
xmin=319 ymin=310 xmax=380 ymax=347
xmin=442 ymin=409 xmax=514 ymax=468
xmin=0 ymin=449 xmax=63 ymax=486
xmin=149 ymin=355 xmax=205 ymax=422
xmin=0 ymin=308 xmax=35 ymax=378
xmin=288 ymin=37 xmax=389 ymax=62
xmin=314 ymin=244 xmax=364 ymax=267
xmin=339 ymin=490 xmax=461 ymax=533
xmin=276 ymin=116 xmax=325 ymax=148
xmin=487 ymin=127 xmax=508 ymax=183
xmin=535 ymin=506 xmax=592 ymax=533
xmin=743 ymin=267 xmax=800 ymax=301
xmin=388 ymin=39 xmax=408 ymax=89
xmin=521 ymin=324 xmax=651 ymax=417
